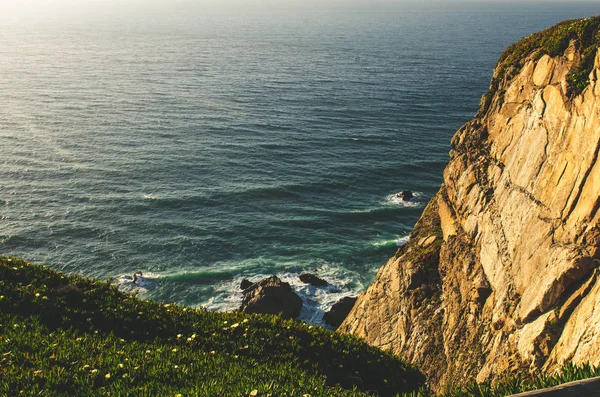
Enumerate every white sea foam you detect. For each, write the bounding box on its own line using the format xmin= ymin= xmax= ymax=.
xmin=371 ymin=235 xmax=408 ymax=247
xmin=204 ymin=263 xmax=369 ymax=327
xmin=142 ymin=194 xmax=161 ymax=200
xmin=384 ymin=191 xmax=427 ymax=207
xmin=116 ymin=272 xmax=161 ymax=294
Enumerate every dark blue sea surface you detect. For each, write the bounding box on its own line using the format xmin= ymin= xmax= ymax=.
xmin=1 ymin=6 xmax=598 ymax=322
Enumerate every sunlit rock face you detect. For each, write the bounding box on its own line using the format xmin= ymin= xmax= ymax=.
xmin=339 ymin=23 xmax=600 ymax=390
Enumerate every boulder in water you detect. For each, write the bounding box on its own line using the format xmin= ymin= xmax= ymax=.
xmin=240 ymin=276 xmax=303 ymax=319
xmin=240 ymin=279 xmax=254 ymax=290
xmin=400 ymin=190 xmax=413 ymax=201
xmin=323 ymin=296 xmax=357 ymax=328
xmin=299 ymin=273 xmax=329 ymax=287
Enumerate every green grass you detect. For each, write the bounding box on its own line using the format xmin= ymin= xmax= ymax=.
xmin=493 ymin=16 xmax=600 ymax=97
xmin=434 ymin=362 xmax=600 ymax=396
xmin=2 ymin=256 xmax=599 ymax=396
xmin=0 ymin=256 xmax=424 ymax=396
xmin=397 ymin=363 xmax=600 ymax=396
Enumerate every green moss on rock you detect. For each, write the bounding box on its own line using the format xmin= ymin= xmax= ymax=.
xmin=495 ymin=16 xmax=600 ymax=96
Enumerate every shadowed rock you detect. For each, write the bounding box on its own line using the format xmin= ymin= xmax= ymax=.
xmin=400 ymin=191 xmax=413 ymax=201
xmin=323 ymin=296 xmax=357 ymax=328
xmin=240 ymin=276 xmax=303 ymax=319
xmin=240 ymin=279 xmax=254 ymax=290
xmin=299 ymin=273 xmax=329 ymax=287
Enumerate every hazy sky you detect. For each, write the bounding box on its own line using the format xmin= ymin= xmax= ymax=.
xmin=1 ymin=0 xmax=598 ymax=24
xmin=3 ymin=0 xmax=599 ymax=11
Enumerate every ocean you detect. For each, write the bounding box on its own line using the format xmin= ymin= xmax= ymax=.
xmin=1 ymin=4 xmax=598 ymax=324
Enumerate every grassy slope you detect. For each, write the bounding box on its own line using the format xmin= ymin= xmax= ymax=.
xmin=0 ymin=256 xmax=424 ymax=397
xmin=2 ymin=256 xmax=599 ymax=397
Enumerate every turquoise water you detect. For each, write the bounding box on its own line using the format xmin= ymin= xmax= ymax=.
xmin=1 ymin=6 xmax=598 ymax=323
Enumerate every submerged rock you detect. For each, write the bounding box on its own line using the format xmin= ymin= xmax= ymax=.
xmin=240 ymin=276 xmax=302 ymax=319
xmin=299 ymin=273 xmax=329 ymax=287
xmin=323 ymin=296 xmax=357 ymax=328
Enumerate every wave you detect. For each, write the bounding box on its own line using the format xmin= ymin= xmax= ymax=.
xmin=114 ymin=256 xmax=386 ymax=327
xmin=371 ymin=235 xmax=409 ymax=248
xmin=131 ymin=180 xmax=353 ymax=210
xmin=323 ymin=201 xmax=425 ymax=224
xmin=204 ymin=263 xmax=370 ymax=327
xmin=384 ymin=191 xmax=428 ymax=207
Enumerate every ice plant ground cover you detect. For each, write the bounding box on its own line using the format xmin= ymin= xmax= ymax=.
xmin=0 ymin=256 xmax=423 ymax=396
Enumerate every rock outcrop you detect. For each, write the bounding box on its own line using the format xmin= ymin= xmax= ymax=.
xmin=240 ymin=276 xmax=303 ymax=319
xmin=299 ymin=273 xmax=329 ymax=287
xmin=340 ymin=18 xmax=600 ymax=390
xmin=323 ymin=296 xmax=357 ymax=328
xmin=240 ymin=279 xmax=254 ymax=290
xmin=400 ymin=191 xmax=413 ymax=201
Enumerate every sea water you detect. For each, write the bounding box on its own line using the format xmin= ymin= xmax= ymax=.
xmin=1 ymin=4 xmax=597 ymax=324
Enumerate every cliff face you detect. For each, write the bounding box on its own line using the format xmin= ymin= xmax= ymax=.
xmin=339 ymin=18 xmax=600 ymax=389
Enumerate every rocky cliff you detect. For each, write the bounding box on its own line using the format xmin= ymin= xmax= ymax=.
xmin=339 ymin=17 xmax=600 ymax=390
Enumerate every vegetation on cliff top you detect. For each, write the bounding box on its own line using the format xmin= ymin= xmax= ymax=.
xmin=495 ymin=16 xmax=600 ymax=95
